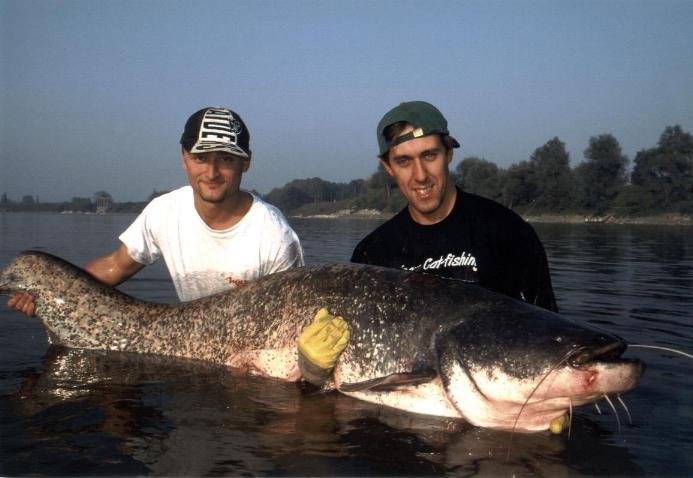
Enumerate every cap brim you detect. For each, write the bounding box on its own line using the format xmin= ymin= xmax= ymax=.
xmin=386 ymin=132 xmax=460 ymax=155
xmin=188 ymin=142 xmax=249 ymax=158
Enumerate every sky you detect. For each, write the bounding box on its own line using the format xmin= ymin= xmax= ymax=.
xmin=1 ymin=0 xmax=692 ymax=203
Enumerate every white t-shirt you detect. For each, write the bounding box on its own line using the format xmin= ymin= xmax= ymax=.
xmin=119 ymin=186 xmax=304 ymax=302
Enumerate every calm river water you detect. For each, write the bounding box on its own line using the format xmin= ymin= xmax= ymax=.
xmin=0 ymin=212 xmax=691 ymax=477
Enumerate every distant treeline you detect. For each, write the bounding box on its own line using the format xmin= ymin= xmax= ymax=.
xmin=266 ymin=125 xmax=693 ymax=217
xmin=0 ymin=190 xmax=165 ymax=214
xmin=3 ymin=125 xmax=691 ymax=217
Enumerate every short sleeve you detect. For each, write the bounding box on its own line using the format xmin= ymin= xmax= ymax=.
xmin=256 ymin=203 xmax=305 ymax=274
xmin=118 ymin=203 xmax=162 ymax=265
xmin=265 ymin=231 xmax=304 ymax=274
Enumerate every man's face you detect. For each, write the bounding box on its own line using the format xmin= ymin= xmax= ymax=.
xmin=382 ymin=126 xmax=455 ymax=225
xmin=182 ymin=150 xmax=250 ymax=204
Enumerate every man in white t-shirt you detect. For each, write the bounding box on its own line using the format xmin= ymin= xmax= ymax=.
xmin=8 ymin=106 xmax=348 ymax=385
xmin=12 ymin=106 xmax=302 ymax=302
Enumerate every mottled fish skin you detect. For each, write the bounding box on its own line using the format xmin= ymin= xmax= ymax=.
xmin=0 ymin=251 xmax=644 ymax=431
xmin=0 ymin=251 xmax=464 ymax=371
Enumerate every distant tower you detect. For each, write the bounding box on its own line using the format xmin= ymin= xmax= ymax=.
xmin=94 ymin=191 xmax=114 ymax=214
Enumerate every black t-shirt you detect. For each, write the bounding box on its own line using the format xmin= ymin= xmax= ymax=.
xmin=351 ymin=188 xmax=558 ymax=312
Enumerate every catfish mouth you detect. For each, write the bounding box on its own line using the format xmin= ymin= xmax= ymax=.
xmin=0 ymin=273 xmax=22 ymax=296
xmin=568 ymin=341 xmax=628 ymax=368
xmin=566 ymin=341 xmax=646 ymax=393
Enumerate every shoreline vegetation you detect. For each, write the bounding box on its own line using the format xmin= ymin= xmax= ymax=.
xmin=524 ymin=212 xmax=693 ymax=225
xmin=289 ymin=208 xmax=693 ymax=226
xmin=2 ymin=207 xmax=691 ymax=226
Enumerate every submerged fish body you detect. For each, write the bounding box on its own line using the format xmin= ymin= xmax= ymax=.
xmin=0 ymin=251 xmax=644 ymax=431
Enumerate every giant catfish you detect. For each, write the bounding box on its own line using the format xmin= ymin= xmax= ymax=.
xmin=0 ymin=251 xmax=644 ymax=432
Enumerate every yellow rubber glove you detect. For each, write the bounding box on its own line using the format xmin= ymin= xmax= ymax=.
xmin=550 ymin=413 xmax=568 ymax=434
xmin=298 ymin=308 xmax=350 ymax=386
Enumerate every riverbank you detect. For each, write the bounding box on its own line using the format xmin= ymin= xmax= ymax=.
xmin=523 ymin=213 xmax=693 ymax=225
xmin=4 ymin=209 xmax=691 ymax=226
xmin=291 ymin=208 xmax=388 ymax=219
xmin=293 ymin=209 xmax=693 ymax=225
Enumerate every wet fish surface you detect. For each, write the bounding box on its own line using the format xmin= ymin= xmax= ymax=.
xmin=0 ymin=251 xmax=644 ymax=431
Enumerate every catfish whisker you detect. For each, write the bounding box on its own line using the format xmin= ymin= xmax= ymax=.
xmin=603 ymin=394 xmax=621 ymax=433
xmin=512 ymin=346 xmax=586 ymax=433
xmin=507 ymin=346 xmax=585 ymax=460
xmin=629 ymin=344 xmax=693 ymax=361
xmin=625 ymin=344 xmax=689 ymax=430
xmin=567 ymin=399 xmax=573 ymax=439
xmin=617 ymin=394 xmax=633 ymax=425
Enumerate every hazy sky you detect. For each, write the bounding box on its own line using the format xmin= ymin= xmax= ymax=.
xmin=1 ymin=0 xmax=692 ymax=202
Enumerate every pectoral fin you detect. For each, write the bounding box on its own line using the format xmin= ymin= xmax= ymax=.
xmin=339 ymin=369 xmax=437 ymax=392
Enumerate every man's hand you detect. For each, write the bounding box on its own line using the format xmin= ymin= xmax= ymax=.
xmin=7 ymin=292 xmax=36 ymax=316
xmin=298 ymin=308 xmax=350 ymax=386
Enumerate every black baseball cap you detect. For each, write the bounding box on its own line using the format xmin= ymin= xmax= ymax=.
xmin=377 ymin=101 xmax=460 ymax=156
xmin=180 ymin=106 xmax=251 ymax=158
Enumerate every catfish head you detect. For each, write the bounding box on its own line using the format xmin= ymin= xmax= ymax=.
xmin=0 ymin=251 xmax=93 ymax=306
xmin=436 ymin=303 xmax=644 ymax=431
xmin=0 ymin=252 xmax=50 ymax=297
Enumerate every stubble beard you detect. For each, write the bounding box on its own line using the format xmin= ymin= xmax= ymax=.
xmin=196 ymin=180 xmax=231 ymax=204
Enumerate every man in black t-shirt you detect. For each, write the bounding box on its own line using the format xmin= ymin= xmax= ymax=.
xmin=351 ymin=101 xmax=557 ymax=312
xmin=302 ymin=101 xmax=558 ymax=388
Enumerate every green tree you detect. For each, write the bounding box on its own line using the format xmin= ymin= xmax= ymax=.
xmin=354 ymin=163 xmax=404 ymax=212
xmin=502 ymin=160 xmax=536 ymax=209
xmin=345 ymin=179 xmax=368 ymax=199
xmin=631 ymin=125 xmax=693 ymax=211
xmin=527 ymin=137 xmax=574 ymax=211
xmin=367 ymin=163 xmax=395 ymax=200
xmin=454 ymin=156 xmax=502 ymax=201
xmin=612 ymin=185 xmax=658 ymax=215
xmin=264 ymin=177 xmax=370 ymax=213
xmin=575 ymin=134 xmax=628 ymax=214
xmin=265 ymin=185 xmax=312 ymax=211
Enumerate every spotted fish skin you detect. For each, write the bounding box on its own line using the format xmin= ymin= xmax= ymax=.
xmin=0 ymin=251 xmax=643 ymax=431
xmin=0 ymin=251 xmax=462 ymax=374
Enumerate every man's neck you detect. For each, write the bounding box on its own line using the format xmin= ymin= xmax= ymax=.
xmin=194 ymin=191 xmax=253 ymax=230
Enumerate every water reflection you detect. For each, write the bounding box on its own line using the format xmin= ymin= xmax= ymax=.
xmin=4 ymin=346 xmax=647 ymax=477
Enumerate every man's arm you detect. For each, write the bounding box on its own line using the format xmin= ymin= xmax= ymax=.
xmin=6 ymin=244 xmax=144 ymax=316
xmin=84 ymin=243 xmax=145 ymax=286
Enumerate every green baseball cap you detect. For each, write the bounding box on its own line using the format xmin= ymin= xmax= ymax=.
xmin=377 ymin=101 xmax=460 ymax=157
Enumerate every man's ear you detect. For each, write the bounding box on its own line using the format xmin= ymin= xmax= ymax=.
xmin=242 ymin=153 xmax=251 ymax=172
xmin=380 ymin=158 xmax=395 ymax=177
